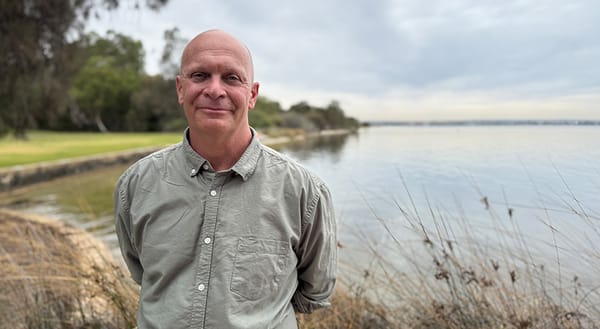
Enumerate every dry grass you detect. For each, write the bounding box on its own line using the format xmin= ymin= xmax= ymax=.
xmin=327 ymin=176 xmax=600 ymax=329
xmin=0 ymin=209 xmax=138 ymax=329
xmin=1 ymin=180 xmax=599 ymax=328
xmin=297 ymin=286 xmax=395 ymax=329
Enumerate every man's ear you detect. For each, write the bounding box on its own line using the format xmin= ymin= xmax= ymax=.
xmin=248 ymin=82 xmax=260 ymax=110
xmin=175 ymin=76 xmax=184 ymax=106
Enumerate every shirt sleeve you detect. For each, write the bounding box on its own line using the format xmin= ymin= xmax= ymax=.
xmin=292 ymin=182 xmax=337 ymax=313
xmin=114 ymin=171 xmax=143 ymax=284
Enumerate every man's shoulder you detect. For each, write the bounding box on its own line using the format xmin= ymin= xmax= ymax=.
xmin=119 ymin=143 xmax=182 ymax=180
xmin=258 ymin=143 xmax=326 ymax=187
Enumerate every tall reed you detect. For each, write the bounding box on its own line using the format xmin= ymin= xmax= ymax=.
xmin=315 ymin=175 xmax=600 ymax=329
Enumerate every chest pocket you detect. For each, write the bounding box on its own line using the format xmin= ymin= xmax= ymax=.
xmin=230 ymin=237 xmax=290 ymax=301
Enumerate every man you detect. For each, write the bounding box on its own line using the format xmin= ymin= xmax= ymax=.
xmin=114 ymin=29 xmax=337 ymax=329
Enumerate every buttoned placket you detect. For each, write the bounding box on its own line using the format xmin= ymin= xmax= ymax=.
xmin=189 ymin=170 xmax=227 ymax=328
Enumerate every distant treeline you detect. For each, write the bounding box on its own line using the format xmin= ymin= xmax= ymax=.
xmin=367 ymin=120 xmax=600 ymax=126
xmin=250 ymin=98 xmax=360 ymax=132
xmin=0 ymin=2 xmax=358 ymax=138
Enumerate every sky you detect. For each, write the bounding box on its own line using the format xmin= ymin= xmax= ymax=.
xmin=88 ymin=0 xmax=600 ymax=122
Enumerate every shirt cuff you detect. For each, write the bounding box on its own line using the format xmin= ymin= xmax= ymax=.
xmin=291 ymin=290 xmax=332 ymax=313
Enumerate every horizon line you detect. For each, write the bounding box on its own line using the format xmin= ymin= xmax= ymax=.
xmin=363 ymin=119 xmax=600 ymax=126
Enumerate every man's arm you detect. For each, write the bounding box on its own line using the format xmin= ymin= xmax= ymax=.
xmin=114 ymin=172 xmax=143 ymax=284
xmin=292 ymin=182 xmax=337 ymax=313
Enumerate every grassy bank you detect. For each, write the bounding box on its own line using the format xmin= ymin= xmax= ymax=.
xmin=0 ymin=129 xmax=346 ymax=169
xmin=0 ymin=131 xmax=181 ymax=168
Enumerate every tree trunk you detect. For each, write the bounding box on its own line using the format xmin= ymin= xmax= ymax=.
xmin=94 ymin=113 xmax=109 ymax=133
xmin=68 ymin=98 xmax=90 ymax=127
xmin=13 ymin=127 xmax=28 ymax=140
xmin=13 ymin=96 xmax=29 ymax=140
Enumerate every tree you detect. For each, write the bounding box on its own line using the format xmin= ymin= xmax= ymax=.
xmin=323 ymin=101 xmax=346 ymax=129
xmin=0 ymin=0 xmax=169 ymax=138
xmin=289 ymin=101 xmax=312 ymax=114
xmin=129 ymin=75 xmax=181 ymax=131
xmin=160 ymin=27 xmax=187 ymax=78
xmin=70 ymin=32 xmax=145 ymax=132
xmin=1 ymin=1 xmax=76 ymax=138
xmin=249 ymin=96 xmax=283 ymax=129
xmin=284 ymin=100 xmax=359 ymax=131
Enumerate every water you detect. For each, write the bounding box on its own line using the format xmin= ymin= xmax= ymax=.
xmin=284 ymin=125 xmax=600 ymax=311
xmin=2 ymin=126 xmax=599 ymax=298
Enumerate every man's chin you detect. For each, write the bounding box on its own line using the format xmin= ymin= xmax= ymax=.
xmin=195 ymin=118 xmax=233 ymax=133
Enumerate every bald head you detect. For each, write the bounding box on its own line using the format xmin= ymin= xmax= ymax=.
xmin=180 ymin=29 xmax=255 ymax=81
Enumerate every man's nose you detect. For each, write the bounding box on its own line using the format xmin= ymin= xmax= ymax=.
xmin=202 ymin=76 xmax=226 ymax=99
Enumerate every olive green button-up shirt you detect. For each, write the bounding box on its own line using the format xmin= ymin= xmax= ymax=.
xmin=114 ymin=129 xmax=337 ymax=329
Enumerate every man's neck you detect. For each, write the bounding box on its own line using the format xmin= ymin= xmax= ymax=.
xmin=188 ymin=127 xmax=253 ymax=172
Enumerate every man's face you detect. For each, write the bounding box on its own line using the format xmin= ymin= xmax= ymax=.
xmin=176 ymin=32 xmax=259 ymax=136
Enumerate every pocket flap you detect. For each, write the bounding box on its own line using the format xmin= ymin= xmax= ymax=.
xmin=237 ymin=237 xmax=289 ymax=255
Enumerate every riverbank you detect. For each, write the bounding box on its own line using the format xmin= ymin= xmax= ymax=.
xmin=0 ymin=208 xmax=138 ymax=328
xmin=0 ymin=129 xmax=352 ymax=191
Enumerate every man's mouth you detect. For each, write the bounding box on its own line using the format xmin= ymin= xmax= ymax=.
xmin=199 ymin=106 xmax=230 ymax=112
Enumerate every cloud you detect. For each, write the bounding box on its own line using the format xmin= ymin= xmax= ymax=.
xmin=87 ymin=0 xmax=600 ymax=120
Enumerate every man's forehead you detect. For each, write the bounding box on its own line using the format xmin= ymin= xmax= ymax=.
xmin=183 ymin=32 xmax=249 ymax=62
xmin=183 ymin=52 xmax=245 ymax=71
xmin=181 ymin=30 xmax=254 ymax=77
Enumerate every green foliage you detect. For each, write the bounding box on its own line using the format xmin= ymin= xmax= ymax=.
xmin=0 ymin=0 xmax=169 ymax=138
xmin=0 ymin=118 xmax=8 ymax=137
xmin=249 ymin=96 xmax=284 ymax=128
xmin=280 ymin=112 xmax=318 ymax=131
xmin=70 ymin=32 xmax=145 ymax=132
xmin=129 ymin=75 xmax=181 ymax=131
xmin=0 ymin=0 xmax=80 ymax=138
xmin=323 ymin=101 xmax=347 ymax=129
xmin=249 ymin=97 xmax=360 ymax=132
xmin=286 ymin=100 xmax=359 ymax=132
xmin=81 ymin=31 xmax=146 ymax=73
xmin=1 ymin=1 xmax=359 ymax=136
xmin=289 ymin=101 xmax=312 ymax=114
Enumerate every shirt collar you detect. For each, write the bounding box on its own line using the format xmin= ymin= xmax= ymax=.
xmin=182 ymin=128 xmax=209 ymax=177
xmin=230 ymin=128 xmax=261 ymax=181
xmin=181 ymin=127 xmax=261 ymax=181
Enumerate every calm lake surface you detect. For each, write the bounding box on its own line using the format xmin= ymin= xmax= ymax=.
xmin=3 ymin=125 xmax=599 ymax=290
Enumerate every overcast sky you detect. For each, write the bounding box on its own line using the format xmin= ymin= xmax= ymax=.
xmin=88 ymin=0 xmax=600 ymax=122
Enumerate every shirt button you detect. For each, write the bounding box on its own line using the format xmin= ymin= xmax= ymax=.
xmin=204 ymin=237 xmax=212 ymax=244
xmin=191 ymin=168 xmax=196 ymax=175
xmin=210 ymin=190 xmax=217 ymax=196
xmin=202 ymin=164 xmax=209 ymax=170
xmin=198 ymin=284 xmax=205 ymax=291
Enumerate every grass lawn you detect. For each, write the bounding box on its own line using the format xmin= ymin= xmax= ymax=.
xmin=0 ymin=131 xmax=181 ymax=168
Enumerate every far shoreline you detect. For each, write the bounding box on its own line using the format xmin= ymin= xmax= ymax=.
xmin=366 ymin=119 xmax=600 ymax=126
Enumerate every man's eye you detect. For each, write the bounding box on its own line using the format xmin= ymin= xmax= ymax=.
xmin=189 ymin=72 xmax=208 ymax=82
xmin=225 ymin=74 xmax=242 ymax=82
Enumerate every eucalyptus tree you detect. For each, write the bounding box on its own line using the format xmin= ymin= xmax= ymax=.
xmin=71 ymin=32 xmax=145 ymax=132
xmin=0 ymin=0 xmax=169 ymax=138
